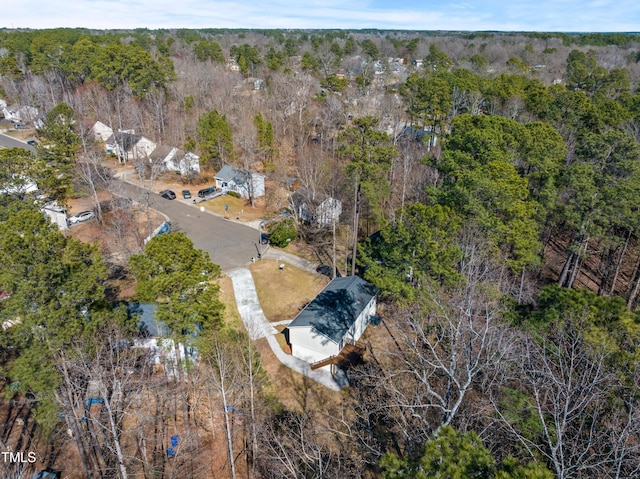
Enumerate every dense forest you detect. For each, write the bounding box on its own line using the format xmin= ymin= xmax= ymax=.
xmin=1 ymin=28 xmax=640 ymax=478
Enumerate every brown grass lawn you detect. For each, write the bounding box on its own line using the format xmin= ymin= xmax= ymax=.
xmin=217 ymin=273 xmax=244 ymax=330
xmin=253 ymin=337 xmax=344 ymax=412
xmin=200 ymin=194 xmax=266 ymax=222
xmin=249 ymin=260 xmax=329 ymax=322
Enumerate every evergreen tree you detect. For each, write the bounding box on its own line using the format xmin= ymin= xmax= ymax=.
xmin=0 ymin=202 xmax=110 ymax=426
xmin=196 ymin=109 xmax=235 ymax=169
xmin=129 ymin=232 xmax=224 ymax=346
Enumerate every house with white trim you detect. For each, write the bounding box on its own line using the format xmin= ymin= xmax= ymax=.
xmin=214 ymin=165 xmax=265 ymax=199
xmin=149 ymin=145 xmax=200 ymax=176
xmin=284 ymin=276 xmax=376 ymax=375
xmin=105 ymin=132 xmax=156 ymax=163
xmin=291 ymin=187 xmax=342 ymax=227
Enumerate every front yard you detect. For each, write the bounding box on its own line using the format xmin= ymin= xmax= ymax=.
xmin=249 ymin=260 xmax=328 ymax=323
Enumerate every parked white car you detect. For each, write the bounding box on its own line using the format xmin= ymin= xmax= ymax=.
xmin=68 ymin=211 xmax=95 ymax=224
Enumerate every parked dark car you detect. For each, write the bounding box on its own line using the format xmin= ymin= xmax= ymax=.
xmin=198 ymin=186 xmax=217 ymax=198
xmin=27 ymin=140 xmax=37 ymax=146
xmin=182 ymin=190 xmax=192 ymax=199
xmin=159 ymin=189 xmax=176 ymax=200
xmin=316 ymin=264 xmax=342 ymax=278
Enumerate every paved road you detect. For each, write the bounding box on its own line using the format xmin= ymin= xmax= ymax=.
xmin=0 ymin=132 xmax=275 ymax=272
xmin=111 ymin=179 xmax=261 ymax=271
xmin=0 ymin=132 xmax=37 ymax=154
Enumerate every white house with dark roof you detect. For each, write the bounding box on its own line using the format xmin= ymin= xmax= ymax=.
xmin=149 ymin=145 xmax=200 ymax=176
xmin=90 ymin=121 xmax=114 ymax=143
xmin=105 ymin=132 xmax=156 ymax=163
xmin=214 ymin=165 xmax=265 ymax=198
xmin=284 ymin=276 xmax=376 ymax=373
xmin=291 ymin=187 xmax=342 ymax=227
xmin=130 ymin=302 xmax=198 ymax=376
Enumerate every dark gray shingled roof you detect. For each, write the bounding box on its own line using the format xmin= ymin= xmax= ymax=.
xmin=128 ymin=302 xmax=170 ymax=338
xmin=286 ymin=276 xmax=376 ymax=343
xmin=106 ymin=132 xmax=142 ymax=151
xmin=214 ymin=165 xmax=264 ymax=184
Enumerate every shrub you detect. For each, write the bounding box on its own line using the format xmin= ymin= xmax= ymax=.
xmin=268 ymin=218 xmax=297 ymax=247
xmin=226 ymin=191 xmax=241 ymax=199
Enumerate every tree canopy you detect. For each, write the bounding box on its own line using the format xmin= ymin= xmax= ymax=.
xmin=129 ymin=232 xmax=224 ymax=341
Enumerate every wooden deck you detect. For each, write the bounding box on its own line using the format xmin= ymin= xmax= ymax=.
xmin=310 ymin=342 xmax=366 ymax=370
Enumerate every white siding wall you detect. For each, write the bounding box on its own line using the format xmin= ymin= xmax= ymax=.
xmin=252 ymin=174 xmax=265 ymax=197
xmin=133 ymin=137 xmax=157 ymax=159
xmin=345 ymin=297 xmax=376 ymax=344
xmin=216 ymin=173 xmax=265 ymax=198
xmin=92 ymin=121 xmax=113 ymax=142
xmin=290 ymin=343 xmax=327 ymax=365
xmin=289 ymin=326 xmax=339 ymax=363
xmin=317 ymin=198 xmax=342 ymax=227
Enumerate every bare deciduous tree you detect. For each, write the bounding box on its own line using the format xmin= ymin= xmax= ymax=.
xmin=505 ymin=322 xmax=635 ymax=479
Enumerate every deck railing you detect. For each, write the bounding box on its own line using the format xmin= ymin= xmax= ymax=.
xmin=310 ymin=339 xmax=367 ymax=370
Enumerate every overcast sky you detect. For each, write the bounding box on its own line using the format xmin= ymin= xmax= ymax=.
xmin=3 ymin=0 xmax=640 ymax=32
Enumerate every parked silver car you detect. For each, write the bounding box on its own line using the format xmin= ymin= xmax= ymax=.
xmin=68 ymin=211 xmax=95 ymax=224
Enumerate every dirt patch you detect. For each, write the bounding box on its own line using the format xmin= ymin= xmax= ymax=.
xmin=252 ymin=337 xmax=343 ymax=412
xmin=249 ymin=260 xmax=328 ymax=323
xmin=65 ymin=191 xmax=167 ymax=300
xmin=540 ymin=228 xmax=640 ymax=303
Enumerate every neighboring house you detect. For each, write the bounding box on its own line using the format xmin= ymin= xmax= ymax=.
xmin=2 ymin=104 xmax=38 ymax=123
xmin=41 ymin=201 xmax=68 ymax=230
xmin=91 ymin=120 xmax=114 ymax=143
xmin=226 ymin=59 xmax=240 ymax=72
xmin=291 ymin=187 xmax=342 ymax=227
xmin=252 ymin=78 xmax=265 ymax=90
xmin=149 ymin=145 xmax=200 ymax=176
xmin=1 ymin=179 xmax=68 ymax=230
xmin=129 ymin=302 xmax=198 ymax=376
xmin=147 ymin=144 xmax=173 ymax=169
xmin=396 ymin=125 xmax=438 ymax=150
xmin=106 ymin=132 xmax=156 ymax=163
xmin=284 ymin=276 xmax=376 ymax=375
xmin=214 ymin=165 xmax=265 ymax=198
xmin=0 ymin=175 xmax=38 ymax=198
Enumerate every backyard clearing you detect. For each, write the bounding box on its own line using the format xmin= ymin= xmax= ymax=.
xmin=249 ymin=259 xmax=328 ymax=323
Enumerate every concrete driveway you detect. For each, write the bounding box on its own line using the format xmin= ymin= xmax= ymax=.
xmin=111 ymin=179 xmax=261 ymax=271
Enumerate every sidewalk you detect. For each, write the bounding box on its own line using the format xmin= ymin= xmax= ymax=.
xmin=226 ymin=268 xmax=347 ymax=391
